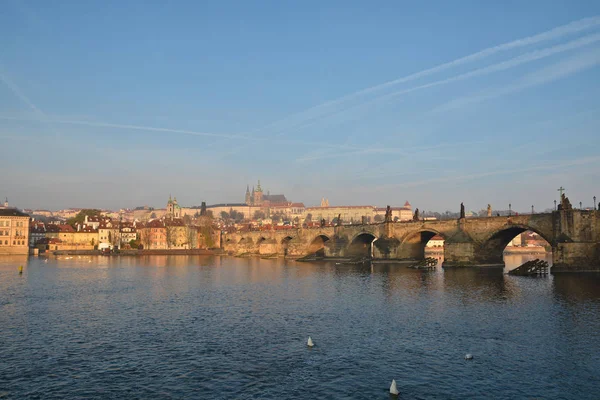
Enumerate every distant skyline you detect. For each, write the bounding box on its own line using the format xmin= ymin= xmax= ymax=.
xmin=2 ymin=1 xmax=599 ymax=212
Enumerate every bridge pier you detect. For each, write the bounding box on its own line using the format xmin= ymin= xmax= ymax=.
xmin=442 ymin=242 xmax=476 ymax=267
xmin=221 ymin=210 xmax=599 ymax=271
xmin=552 ymin=242 xmax=600 ymax=272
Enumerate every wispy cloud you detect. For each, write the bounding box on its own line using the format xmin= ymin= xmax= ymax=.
xmin=254 ymin=16 xmax=600 ymax=137
xmin=433 ymin=46 xmax=600 ymax=113
xmin=290 ymin=33 xmax=600 ymax=164
xmin=369 ymin=155 xmax=600 ymax=191
xmin=0 ymin=114 xmax=465 ymax=155
xmin=294 ymin=141 xmax=483 ymax=162
xmin=0 ymin=66 xmax=45 ymax=116
xmin=293 ymin=33 xmax=600 ymax=131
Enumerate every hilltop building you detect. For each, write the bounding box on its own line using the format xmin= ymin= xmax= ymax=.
xmin=306 ymin=200 xmax=413 ymax=224
xmin=244 ymin=181 xmax=288 ymax=206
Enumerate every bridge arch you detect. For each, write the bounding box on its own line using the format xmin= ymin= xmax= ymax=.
xmin=308 ymin=234 xmax=330 ymax=258
xmin=479 ymin=224 xmax=552 ymax=265
xmin=398 ymin=229 xmax=446 ymax=260
xmin=238 ymin=237 xmax=253 ymax=245
xmin=281 ymin=236 xmax=293 ymax=256
xmin=347 ymin=232 xmax=378 ymax=258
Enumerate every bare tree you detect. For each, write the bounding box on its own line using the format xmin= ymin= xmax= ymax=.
xmin=185 ymin=226 xmax=198 ymax=249
xmin=165 ymin=226 xmax=176 ymax=249
xmin=141 ymin=228 xmax=152 ymax=249
xmin=108 ymin=229 xmax=120 ymax=248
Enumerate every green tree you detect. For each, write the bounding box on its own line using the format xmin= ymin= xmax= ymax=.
xmin=230 ymin=210 xmax=244 ymax=222
xmin=304 ymin=213 xmax=313 ymax=223
xmin=253 ymin=210 xmax=266 ymax=220
xmin=220 ymin=211 xmax=230 ymax=220
xmin=66 ymin=209 xmax=101 ymax=228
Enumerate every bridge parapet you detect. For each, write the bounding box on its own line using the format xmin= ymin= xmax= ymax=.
xmin=220 ymin=210 xmax=600 ymax=271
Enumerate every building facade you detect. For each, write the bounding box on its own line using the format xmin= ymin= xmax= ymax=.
xmin=0 ymin=209 xmax=31 ymax=255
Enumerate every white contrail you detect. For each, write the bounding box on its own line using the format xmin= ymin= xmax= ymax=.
xmin=50 ymin=118 xmax=257 ymax=141
xmin=433 ymin=46 xmax=600 ymax=112
xmin=0 ymin=115 xmax=406 ymax=151
xmin=0 ymin=67 xmax=45 ymax=116
xmin=289 ymin=32 xmax=600 ymax=132
xmin=0 ymin=64 xmax=66 ymax=140
xmin=256 ymin=16 xmax=600 ymax=135
xmin=371 ymin=156 xmax=600 ymax=191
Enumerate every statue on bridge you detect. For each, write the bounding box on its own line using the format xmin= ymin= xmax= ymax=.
xmin=336 ymin=214 xmax=342 ymax=226
xmin=320 ymin=218 xmax=326 ymax=227
xmin=384 ymin=205 xmax=392 ymax=223
xmin=559 ymin=193 xmax=572 ymax=211
xmin=413 ymin=208 xmax=420 ymax=221
xmin=487 ymin=204 xmax=492 ymax=217
xmin=460 ymin=202 xmax=465 ymax=219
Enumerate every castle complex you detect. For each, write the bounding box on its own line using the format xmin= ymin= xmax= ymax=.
xmin=244 ymin=180 xmax=288 ymax=207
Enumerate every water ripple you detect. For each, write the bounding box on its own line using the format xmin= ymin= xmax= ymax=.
xmin=0 ymin=257 xmax=599 ymax=399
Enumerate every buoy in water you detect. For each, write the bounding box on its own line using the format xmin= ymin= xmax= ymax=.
xmin=18 ymin=266 xmax=23 ymax=274
xmin=465 ymin=354 xmax=473 ymax=360
xmin=307 ymin=337 xmax=314 ymax=347
xmin=389 ymin=379 xmax=399 ymax=395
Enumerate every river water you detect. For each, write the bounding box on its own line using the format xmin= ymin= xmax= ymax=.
xmin=1 ymin=255 xmax=599 ymax=399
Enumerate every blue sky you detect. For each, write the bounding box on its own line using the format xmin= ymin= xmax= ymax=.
xmin=1 ymin=0 xmax=600 ymax=212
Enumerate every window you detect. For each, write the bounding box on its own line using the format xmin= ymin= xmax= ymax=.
xmin=4 ymin=240 xmax=6 ymax=245
xmin=13 ymin=241 xmax=15 ymax=245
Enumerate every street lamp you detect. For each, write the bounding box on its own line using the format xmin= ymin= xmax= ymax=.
xmin=509 ymin=203 xmax=512 ymax=216
xmin=531 ymin=205 xmax=534 ymax=215
xmin=580 ymin=201 xmax=583 ymax=210
xmin=594 ymin=196 xmax=597 ymax=210
xmin=554 ymin=200 xmax=557 ymax=210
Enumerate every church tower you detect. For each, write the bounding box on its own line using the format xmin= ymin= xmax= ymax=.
xmin=245 ymin=185 xmax=251 ymax=205
xmin=173 ymin=197 xmax=181 ymax=218
xmin=166 ymin=195 xmax=181 ymax=219
xmin=167 ymin=195 xmax=174 ymax=217
xmin=253 ymin=180 xmax=263 ymax=206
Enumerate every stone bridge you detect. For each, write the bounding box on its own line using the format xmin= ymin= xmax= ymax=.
xmin=222 ymin=210 xmax=600 ymax=272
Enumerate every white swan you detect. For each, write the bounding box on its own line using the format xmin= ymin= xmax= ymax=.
xmin=390 ymin=379 xmax=399 ymax=395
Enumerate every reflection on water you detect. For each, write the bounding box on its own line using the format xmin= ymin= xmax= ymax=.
xmin=424 ymin=251 xmax=553 ymax=272
xmin=503 ymin=252 xmax=553 ymax=271
xmin=0 ymin=255 xmax=599 ymax=399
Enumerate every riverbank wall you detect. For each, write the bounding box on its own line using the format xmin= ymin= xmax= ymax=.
xmin=49 ymin=249 xmax=223 ymax=256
